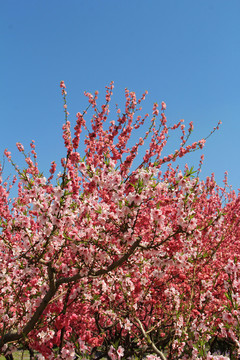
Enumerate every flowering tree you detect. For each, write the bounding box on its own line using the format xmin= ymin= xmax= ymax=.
xmin=0 ymin=81 xmax=240 ymax=360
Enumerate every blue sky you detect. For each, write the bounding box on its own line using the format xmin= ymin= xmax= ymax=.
xmin=1 ymin=0 xmax=240 ymax=192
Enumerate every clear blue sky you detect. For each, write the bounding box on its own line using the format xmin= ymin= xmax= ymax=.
xmin=1 ymin=0 xmax=240 ymax=192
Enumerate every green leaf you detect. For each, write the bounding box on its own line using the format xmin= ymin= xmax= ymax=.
xmin=95 ymin=206 xmax=102 ymax=214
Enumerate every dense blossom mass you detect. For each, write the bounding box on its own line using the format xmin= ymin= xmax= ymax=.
xmin=0 ymin=82 xmax=239 ymax=360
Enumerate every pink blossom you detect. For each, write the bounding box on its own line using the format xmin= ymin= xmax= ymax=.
xmin=4 ymin=149 xmax=11 ymax=159
xmin=108 ymin=346 xmax=117 ymax=360
xmin=117 ymin=346 xmax=124 ymax=359
xmin=16 ymin=142 xmax=24 ymax=152
xmin=161 ymin=101 xmax=166 ymax=110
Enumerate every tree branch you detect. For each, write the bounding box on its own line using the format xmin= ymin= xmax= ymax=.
xmin=1 ymin=264 xmax=57 ymax=346
xmin=135 ymin=317 xmax=167 ymax=360
xmin=91 ymin=236 xmax=141 ymax=276
xmin=1 ymin=238 xmax=142 ymax=347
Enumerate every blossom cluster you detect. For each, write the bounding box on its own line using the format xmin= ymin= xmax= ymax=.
xmin=0 ymin=82 xmax=238 ymax=360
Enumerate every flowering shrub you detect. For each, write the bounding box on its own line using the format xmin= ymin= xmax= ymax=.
xmin=0 ymin=82 xmax=239 ymax=360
